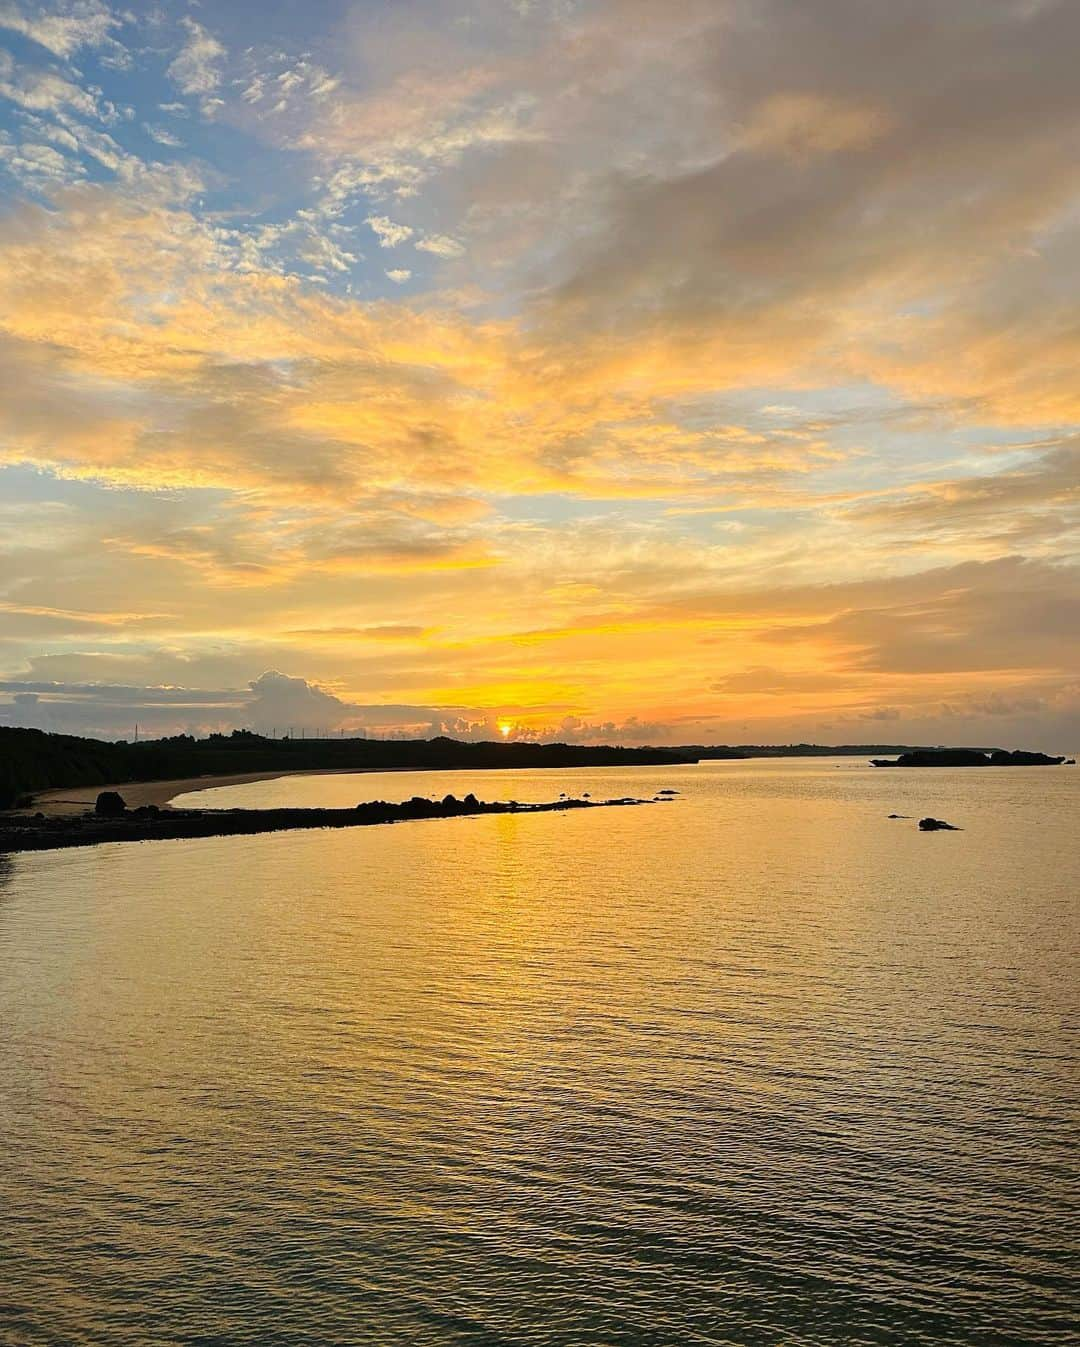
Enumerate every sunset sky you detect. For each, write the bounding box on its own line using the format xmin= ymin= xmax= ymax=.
xmin=0 ymin=0 xmax=1077 ymax=747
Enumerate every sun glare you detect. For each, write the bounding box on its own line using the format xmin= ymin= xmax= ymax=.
xmin=498 ymin=722 xmax=512 ymax=738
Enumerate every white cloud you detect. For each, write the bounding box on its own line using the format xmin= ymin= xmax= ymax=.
xmin=386 ymin=268 xmax=412 ymax=283
xmin=49 ymin=109 xmax=139 ymax=176
xmin=0 ymin=48 xmax=99 ymax=117
xmin=143 ymin=122 xmax=183 ymax=148
xmin=365 ymin=214 xmax=413 ymax=248
xmin=25 ymin=117 xmax=77 ymax=152
xmin=236 ymin=55 xmax=339 ymax=123
xmin=308 ymin=69 xmax=339 ymax=99
xmin=298 ymin=226 xmax=356 ymax=274
xmin=167 ymin=16 xmax=225 ymax=98
xmin=0 ymin=131 xmax=82 ymax=184
xmin=0 ymin=0 xmax=119 ymax=58
xmin=416 ymin=233 xmax=464 ymax=258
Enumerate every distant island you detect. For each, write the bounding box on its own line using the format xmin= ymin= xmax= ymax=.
xmin=0 ymin=726 xmax=1069 ymax=813
xmin=871 ymin=749 xmax=1068 ymax=768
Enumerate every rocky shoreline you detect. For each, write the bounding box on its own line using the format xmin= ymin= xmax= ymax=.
xmin=0 ymin=791 xmax=664 ymax=854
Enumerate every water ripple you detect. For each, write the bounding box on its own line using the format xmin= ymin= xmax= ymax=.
xmin=1 ymin=759 xmax=1077 ymax=1345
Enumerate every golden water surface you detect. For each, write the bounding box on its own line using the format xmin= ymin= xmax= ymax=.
xmin=1 ymin=759 xmax=1076 ymax=1345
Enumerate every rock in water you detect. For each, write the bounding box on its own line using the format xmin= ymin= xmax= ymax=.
xmin=94 ymin=790 xmax=127 ymax=817
xmin=919 ymin=816 xmax=960 ymax=831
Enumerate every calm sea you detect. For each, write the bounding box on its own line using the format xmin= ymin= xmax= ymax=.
xmin=1 ymin=758 xmax=1077 ymax=1346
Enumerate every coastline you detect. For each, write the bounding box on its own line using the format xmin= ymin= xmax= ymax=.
xmin=0 ymin=791 xmax=661 ymax=853
xmin=23 ymin=768 xmax=385 ymax=816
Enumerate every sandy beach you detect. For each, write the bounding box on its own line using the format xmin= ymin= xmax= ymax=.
xmin=25 ymin=768 xmax=380 ymax=816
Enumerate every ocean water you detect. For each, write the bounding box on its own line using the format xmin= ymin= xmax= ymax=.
xmin=0 ymin=758 xmax=1076 ymax=1346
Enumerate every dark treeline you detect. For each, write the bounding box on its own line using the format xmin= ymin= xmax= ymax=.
xmin=1 ymin=727 xmax=1001 ymax=811
xmin=0 ymin=728 xmax=695 ymax=810
xmin=688 ymin=743 xmax=944 ymax=759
